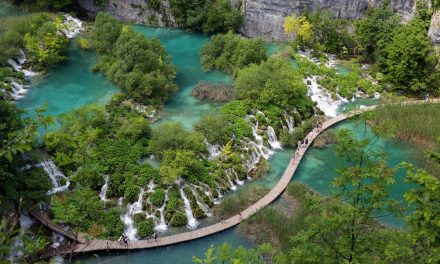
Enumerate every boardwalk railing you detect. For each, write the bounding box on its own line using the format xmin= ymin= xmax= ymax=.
xmin=29 ymin=100 xmax=440 ymax=255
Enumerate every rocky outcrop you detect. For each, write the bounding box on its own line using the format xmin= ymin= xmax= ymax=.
xmin=77 ymin=0 xmax=174 ymax=26
xmin=429 ymin=10 xmax=440 ymax=44
xmin=77 ymin=0 xmax=417 ymax=41
xmin=241 ymin=0 xmax=416 ymax=41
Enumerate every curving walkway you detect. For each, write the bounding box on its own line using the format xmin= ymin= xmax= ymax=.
xmin=29 ymin=100 xmax=439 ymax=256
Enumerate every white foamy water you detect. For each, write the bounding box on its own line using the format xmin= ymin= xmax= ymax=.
xmin=154 ymin=189 xmax=169 ymax=232
xmin=122 ymin=188 xmax=145 ymax=240
xmin=19 ymin=213 xmax=35 ymax=229
xmin=180 ymin=187 xmax=198 ymax=229
xmin=190 ymin=187 xmax=211 ymax=217
xmin=267 ymin=126 xmax=282 ymax=149
xmin=205 ymin=139 xmax=222 ymax=160
xmin=61 ymin=14 xmax=83 ymax=38
xmin=99 ymin=175 xmax=109 ymax=201
xmin=305 ymin=76 xmax=345 ymax=117
xmin=285 ymin=113 xmax=295 ymax=133
xmin=39 ymin=160 xmax=70 ymax=195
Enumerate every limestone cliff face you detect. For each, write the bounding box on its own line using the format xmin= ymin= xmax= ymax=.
xmin=429 ymin=10 xmax=440 ymax=44
xmin=77 ymin=0 xmax=416 ymax=41
xmin=241 ymin=0 xmax=416 ymax=40
xmin=77 ymin=0 xmax=174 ymax=26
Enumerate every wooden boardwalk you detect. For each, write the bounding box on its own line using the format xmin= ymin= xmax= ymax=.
xmin=29 ymin=100 xmax=440 ymax=256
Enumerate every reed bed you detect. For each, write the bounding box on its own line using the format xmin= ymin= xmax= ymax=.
xmin=239 ymin=183 xmax=316 ymax=250
xmin=374 ymin=102 xmax=440 ymax=150
xmin=214 ymin=186 xmax=269 ymax=218
xmin=373 ymin=102 xmax=440 ymax=179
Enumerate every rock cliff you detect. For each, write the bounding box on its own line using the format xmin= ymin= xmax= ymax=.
xmin=77 ymin=0 xmax=417 ymax=41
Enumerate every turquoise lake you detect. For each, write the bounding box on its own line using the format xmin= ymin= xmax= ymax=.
xmin=0 ymin=5 xmax=419 ymax=261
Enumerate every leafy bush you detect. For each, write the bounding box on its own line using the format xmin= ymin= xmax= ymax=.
xmin=93 ymin=13 xmax=178 ymax=105
xmin=151 ymin=188 xmax=166 ymax=206
xmin=150 ymin=122 xmax=206 ymax=160
xmin=200 ymin=31 xmax=267 ymax=74
xmin=169 ymin=211 xmax=188 ymax=226
xmin=0 ymin=13 xmax=69 ymax=68
xmin=235 ymin=58 xmax=314 ymax=116
xmin=169 ymin=0 xmax=242 ymax=34
xmin=137 ymin=219 xmax=155 ymax=238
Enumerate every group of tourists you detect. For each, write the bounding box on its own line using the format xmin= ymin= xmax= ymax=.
xmin=291 ymin=120 xmax=324 ymax=165
xmin=118 ymin=235 xmax=129 ymax=246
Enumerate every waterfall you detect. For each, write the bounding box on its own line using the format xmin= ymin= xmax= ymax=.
xmin=267 ymin=126 xmax=282 ymax=149
xmin=17 ymin=49 xmax=26 ymax=64
xmin=154 ymin=189 xmax=169 ymax=232
xmin=374 ymin=92 xmax=381 ymax=99
xmin=234 ymin=173 xmax=244 ymax=186
xmin=122 ymin=188 xmax=145 ymax=240
xmin=99 ymin=175 xmax=109 ymax=201
xmin=179 ymin=187 xmax=198 ymax=229
xmin=61 ymin=14 xmax=83 ymax=38
xmin=147 ymin=180 xmax=155 ymax=193
xmin=10 ymin=80 xmax=28 ymax=99
xmin=51 ymin=233 xmax=65 ymax=249
xmin=225 ymin=171 xmax=237 ymax=191
xmin=190 ymin=188 xmax=212 ymax=217
xmin=204 ymin=139 xmax=222 ymax=160
xmin=7 ymin=58 xmax=38 ymax=80
xmin=39 ymin=160 xmax=70 ymax=195
xmin=284 ymin=114 xmax=295 ymax=133
xmin=305 ymin=76 xmax=344 ymax=117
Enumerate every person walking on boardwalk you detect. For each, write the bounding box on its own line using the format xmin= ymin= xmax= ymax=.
xmin=425 ymin=92 xmax=430 ymax=101
xmin=153 ymin=232 xmax=158 ymax=241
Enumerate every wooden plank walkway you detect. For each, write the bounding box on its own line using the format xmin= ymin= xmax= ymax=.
xmin=30 ymin=99 xmax=440 ymax=256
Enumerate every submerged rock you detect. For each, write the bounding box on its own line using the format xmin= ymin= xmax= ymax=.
xmin=191 ymin=81 xmax=236 ymax=102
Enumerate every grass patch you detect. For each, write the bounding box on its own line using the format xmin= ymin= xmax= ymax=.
xmin=214 ymin=186 xmax=269 ymax=218
xmin=239 ymin=182 xmax=327 ymax=251
xmin=374 ymin=102 xmax=440 ymax=178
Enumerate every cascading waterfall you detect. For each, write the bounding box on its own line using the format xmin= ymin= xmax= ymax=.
xmin=284 ymin=114 xmax=295 ymax=133
xmin=204 ymin=139 xmax=222 ymax=160
xmin=190 ymin=188 xmax=212 ymax=217
xmin=61 ymin=14 xmax=83 ymax=38
xmin=10 ymin=80 xmax=28 ymax=99
xmin=39 ymin=160 xmax=70 ymax=195
xmin=147 ymin=180 xmax=155 ymax=193
xmin=122 ymin=188 xmax=145 ymax=240
xmin=99 ymin=175 xmax=109 ymax=201
xmin=179 ymin=187 xmax=198 ymax=229
xmin=225 ymin=171 xmax=237 ymax=191
xmin=267 ymin=126 xmax=282 ymax=149
xmin=305 ymin=76 xmax=346 ymax=117
xmin=154 ymin=189 xmax=169 ymax=232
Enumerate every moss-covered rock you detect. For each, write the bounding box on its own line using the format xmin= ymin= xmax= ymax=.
xmin=136 ymin=218 xmax=154 ymax=238
xmin=169 ymin=211 xmax=188 ymax=226
xmin=193 ymin=207 xmax=207 ymax=219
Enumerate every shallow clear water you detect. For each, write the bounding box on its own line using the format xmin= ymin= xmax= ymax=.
xmin=0 ymin=1 xmax=24 ymax=17
xmin=75 ymin=228 xmax=250 ymax=264
xmin=293 ymin=119 xmax=419 ymax=227
xmin=133 ymin=26 xmax=232 ymax=129
xmin=16 ymin=43 xmax=119 ymax=118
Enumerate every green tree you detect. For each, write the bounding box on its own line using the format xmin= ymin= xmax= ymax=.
xmin=234 ymin=58 xmax=313 ymax=115
xmin=96 ymin=23 xmax=177 ymax=105
xmin=194 ymin=112 xmax=230 ymax=144
xmin=159 ymin=149 xmax=209 ymax=184
xmin=91 ymin=12 xmax=122 ymax=54
xmin=354 ymin=2 xmax=399 ymax=61
xmin=382 ymin=18 xmax=440 ymax=93
xmin=287 ymin=125 xmax=410 ymax=263
xmin=150 ymin=122 xmax=206 ymax=160
xmin=307 ymin=10 xmax=354 ymax=55
xmin=200 ymin=31 xmax=267 ymax=74
xmin=403 ymin=163 xmax=440 ymax=263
